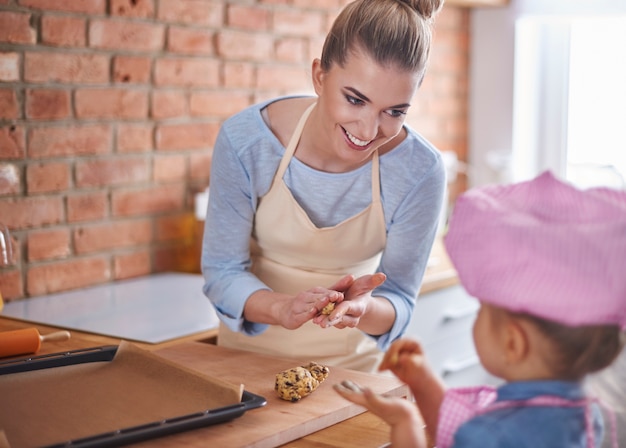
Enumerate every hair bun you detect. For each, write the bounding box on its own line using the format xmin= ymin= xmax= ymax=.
xmin=401 ymin=0 xmax=444 ymax=20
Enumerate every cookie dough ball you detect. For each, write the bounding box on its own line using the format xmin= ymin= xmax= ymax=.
xmin=275 ymin=362 xmax=330 ymax=402
xmin=302 ymin=361 xmax=330 ymax=383
xmin=321 ymin=302 xmax=335 ymax=315
xmin=275 ymin=366 xmax=319 ymax=402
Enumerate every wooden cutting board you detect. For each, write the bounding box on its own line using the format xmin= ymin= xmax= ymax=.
xmin=142 ymin=342 xmax=408 ymax=448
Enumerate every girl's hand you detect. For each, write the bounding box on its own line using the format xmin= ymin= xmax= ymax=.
xmin=312 ymin=273 xmax=386 ymax=329
xmin=334 ymin=380 xmax=428 ymax=448
xmin=379 ymin=338 xmax=428 ymax=385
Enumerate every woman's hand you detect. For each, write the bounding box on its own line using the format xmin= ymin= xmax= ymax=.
xmin=334 ymin=380 xmax=428 ymax=448
xmin=274 ymin=286 xmax=345 ymax=330
xmin=312 ymin=272 xmax=386 ymax=329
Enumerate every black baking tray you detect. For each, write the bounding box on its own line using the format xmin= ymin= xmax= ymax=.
xmin=0 ymin=345 xmax=267 ymax=448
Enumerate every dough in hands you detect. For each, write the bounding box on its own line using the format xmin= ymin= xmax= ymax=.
xmin=321 ymin=302 xmax=335 ymax=315
xmin=275 ymin=362 xmax=330 ymax=402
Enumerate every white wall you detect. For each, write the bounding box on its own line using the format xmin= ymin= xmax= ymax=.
xmin=469 ymin=0 xmax=626 ymax=187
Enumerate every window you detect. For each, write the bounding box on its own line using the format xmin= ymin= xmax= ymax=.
xmin=512 ymin=16 xmax=626 ymax=190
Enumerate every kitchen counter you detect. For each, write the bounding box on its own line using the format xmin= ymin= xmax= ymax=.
xmin=1 ymin=272 xmax=220 ymax=344
xmin=0 ymin=317 xmax=404 ymax=448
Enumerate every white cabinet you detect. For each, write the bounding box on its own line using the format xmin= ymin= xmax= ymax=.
xmin=405 ymin=285 xmax=500 ymax=387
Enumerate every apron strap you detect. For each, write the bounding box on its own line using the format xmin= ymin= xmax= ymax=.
xmin=275 ymin=102 xmax=315 ymax=179
xmin=274 ymin=101 xmax=382 ymax=204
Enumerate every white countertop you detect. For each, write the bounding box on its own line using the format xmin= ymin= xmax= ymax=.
xmin=1 ymin=273 xmax=220 ymax=344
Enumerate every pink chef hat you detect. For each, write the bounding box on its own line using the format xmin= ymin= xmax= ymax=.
xmin=444 ymin=171 xmax=626 ymax=329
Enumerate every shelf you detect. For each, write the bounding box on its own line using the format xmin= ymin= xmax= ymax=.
xmin=446 ymin=0 xmax=509 ymax=7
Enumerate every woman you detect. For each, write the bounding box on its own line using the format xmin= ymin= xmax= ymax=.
xmin=202 ymin=0 xmax=446 ymax=372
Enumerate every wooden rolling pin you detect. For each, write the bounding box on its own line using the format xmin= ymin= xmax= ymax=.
xmin=0 ymin=328 xmax=71 ymax=358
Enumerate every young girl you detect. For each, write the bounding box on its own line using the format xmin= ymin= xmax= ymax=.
xmin=335 ymin=171 xmax=626 ymax=447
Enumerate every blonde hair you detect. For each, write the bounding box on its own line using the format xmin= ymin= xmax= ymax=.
xmin=320 ymin=0 xmax=443 ymax=82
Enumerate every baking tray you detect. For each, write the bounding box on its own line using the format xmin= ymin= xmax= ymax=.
xmin=0 ymin=345 xmax=267 ymax=448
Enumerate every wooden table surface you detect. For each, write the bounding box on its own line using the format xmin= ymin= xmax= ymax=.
xmin=0 ymin=316 xmax=396 ymax=447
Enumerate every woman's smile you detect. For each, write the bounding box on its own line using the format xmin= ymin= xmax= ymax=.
xmin=342 ymin=126 xmax=374 ymax=150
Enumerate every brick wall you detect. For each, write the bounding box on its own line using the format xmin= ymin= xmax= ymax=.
xmin=0 ymin=0 xmax=469 ymax=300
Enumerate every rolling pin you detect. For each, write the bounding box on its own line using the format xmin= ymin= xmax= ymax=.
xmin=0 ymin=328 xmax=71 ymax=358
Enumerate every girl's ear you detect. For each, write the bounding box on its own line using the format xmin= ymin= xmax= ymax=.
xmin=504 ymin=319 xmax=530 ymax=365
xmin=311 ymin=58 xmax=325 ymax=95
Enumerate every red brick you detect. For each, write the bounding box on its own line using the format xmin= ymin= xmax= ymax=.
xmin=275 ymin=37 xmax=307 ymax=63
xmin=158 ymin=0 xmax=223 ymax=26
xmin=26 ymin=257 xmax=110 ymax=296
xmin=67 ymin=192 xmax=108 ymax=223
xmin=111 ymin=184 xmax=185 ymax=216
xmin=75 ymin=156 xmax=150 ymax=188
xmin=0 ymin=89 xmax=19 ymax=120
xmin=292 ymin=0 xmax=340 ymax=8
xmin=0 ymin=52 xmax=20 ymax=82
xmin=19 ymin=0 xmax=106 ymax=14
xmin=24 ymin=52 xmax=109 ymax=84
xmin=189 ymin=151 xmax=211 ymax=182
xmin=110 ymin=0 xmax=155 ymax=18
xmin=222 ymin=61 xmax=255 ymax=89
xmin=25 ymin=88 xmax=71 ymax=120
xmin=0 ymin=11 xmax=36 ymax=45
xmin=26 ymin=161 xmax=71 ymax=193
xmin=151 ymin=90 xmax=187 ymax=119
xmin=156 ymin=122 xmax=220 ymax=151
xmin=216 ymin=30 xmax=273 ymax=61
xmin=227 ymin=5 xmax=270 ymax=31
xmin=167 ymin=27 xmax=214 ymax=55
xmin=75 ymin=88 xmax=148 ymax=119
xmin=0 ymin=125 xmax=26 ymax=159
xmin=113 ymin=55 xmax=151 ymax=84
xmin=0 ymin=163 xmax=20 ymax=195
xmin=114 ymin=250 xmax=151 ymax=279
xmin=41 ymin=15 xmax=86 ymax=47
xmin=0 ymin=270 xmax=24 ymax=301
xmin=153 ymin=154 xmax=186 ymax=182
xmin=74 ymin=219 xmax=152 ymax=254
xmin=154 ymin=58 xmax=219 ymax=88
xmin=28 ymin=124 xmax=111 ymax=158
xmin=0 ymin=197 xmax=64 ymax=230
xmin=89 ymin=19 xmax=164 ymax=52
xmin=189 ymin=90 xmax=251 ymax=119
xmin=273 ymin=10 xmax=325 ymax=37
xmin=309 ymin=36 xmax=325 ymax=61
xmin=27 ymin=228 xmax=71 ymax=261
xmin=256 ymin=64 xmax=310 ymax=92
xmin=116 ymin=123 xmax=153 ymax=153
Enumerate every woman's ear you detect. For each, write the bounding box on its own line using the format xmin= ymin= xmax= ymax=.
xmin=311 ymin=58 xmax=324 ymax=95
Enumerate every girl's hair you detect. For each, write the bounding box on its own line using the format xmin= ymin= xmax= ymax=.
xmin=517 ymin=313 xmax=626 ymax=381
xmin=320 ymin=0 xmax=443 ymax=81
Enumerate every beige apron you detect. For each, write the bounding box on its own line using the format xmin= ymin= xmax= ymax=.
xmin=218 ymin=103 xmax=387 ymax=372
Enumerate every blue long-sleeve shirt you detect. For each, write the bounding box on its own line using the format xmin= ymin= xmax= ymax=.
xmin=201 ymin=96 xmax=446 ymax=351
